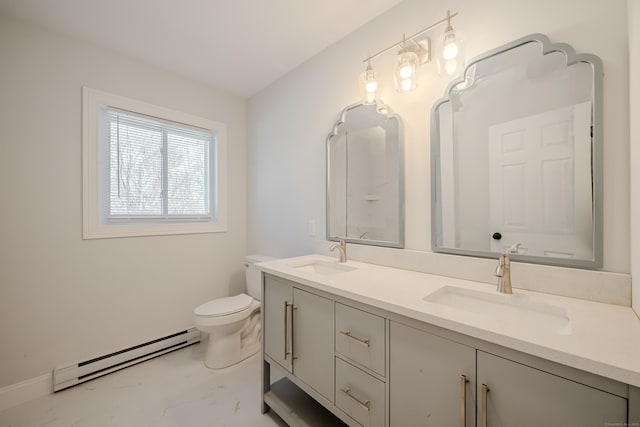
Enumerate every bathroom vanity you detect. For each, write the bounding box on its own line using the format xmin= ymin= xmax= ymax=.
xmin=257 ymin=30 xmax=634 ymax=427
xmin=259 ymin=255 xmax=640 ymax=427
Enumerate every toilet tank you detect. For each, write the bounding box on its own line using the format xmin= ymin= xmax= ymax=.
xmin=245 ymin=254 xmax=276 ymax=301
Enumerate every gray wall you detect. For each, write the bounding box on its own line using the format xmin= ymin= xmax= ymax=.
xmin=0 ymin=15 xmax=248 ymax=387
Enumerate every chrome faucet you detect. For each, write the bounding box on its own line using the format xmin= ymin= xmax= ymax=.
xmin=330 ymin=239 xmax=347 ymax=263
xmin=495 ymin=243 xmax=521 ymax=294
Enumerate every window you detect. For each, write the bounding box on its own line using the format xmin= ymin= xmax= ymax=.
xmin=83 ymin=87 xmax=227 ymax=238
xmin=105 ymin=108 xmax=212 ymax=218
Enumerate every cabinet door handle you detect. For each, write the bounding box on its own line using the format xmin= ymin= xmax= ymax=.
xmin=339 ymin=330 xmax=370 ymax=347
xmin=340 ymin=387 xmax=370 ymax=411
xmin=291 ymin=305 xmax=297 ymax=360
xmin=481 ymin=384 xmax=489 ymax=427
xmin=459 ymin=375 xmax=468 ymax=427
xmin=283 ymin=302 xmax=291 ymax=361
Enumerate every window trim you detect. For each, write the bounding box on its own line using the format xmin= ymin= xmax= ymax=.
xmin=82 ymin=87 xmax=227 ymax=239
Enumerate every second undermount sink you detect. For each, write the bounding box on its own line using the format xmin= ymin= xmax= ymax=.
xmin=424 ymin=286 xmax=572 ymax=335
xmin=291 ymin=259 xmax=357 ymax=275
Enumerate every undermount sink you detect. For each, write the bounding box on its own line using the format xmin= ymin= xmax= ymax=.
xmin=291 ymin=260 xmax=356 ymax=275
xmin=424 ymin=286 xmax=572 ymax=335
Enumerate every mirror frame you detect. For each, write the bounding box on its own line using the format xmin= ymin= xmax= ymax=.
xmin=430 ymin=33 xmax=603 ymax=268
xmin=327 ymin=102 xmax=405 ymax=248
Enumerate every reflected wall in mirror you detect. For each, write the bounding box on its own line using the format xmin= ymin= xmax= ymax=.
xmin=327 ymin=103 xmax=404 ymax=248
xmin=431 ymin=34 xmax=603 ymax=268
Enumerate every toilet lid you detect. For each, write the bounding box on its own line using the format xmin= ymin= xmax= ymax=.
xmin=194 ymin=294 xmax=254 ymax=317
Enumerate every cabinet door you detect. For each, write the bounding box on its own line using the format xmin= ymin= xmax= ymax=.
xmin=293 ymin=288 xmax=334 ymax=401
xmin=263 ymin=276 xmax=293 ymax=372
xmin=477 ymin=351 xmax=627 ymax=427
xmin=390 ymin=322 xmax=476 ymax=427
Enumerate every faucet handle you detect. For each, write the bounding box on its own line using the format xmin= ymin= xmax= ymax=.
xmin=508 ymin=243 xmax=521 ymax=254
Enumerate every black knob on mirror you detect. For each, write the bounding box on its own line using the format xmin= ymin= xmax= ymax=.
xmin=492 ymin=232 xmax=502 ymax=240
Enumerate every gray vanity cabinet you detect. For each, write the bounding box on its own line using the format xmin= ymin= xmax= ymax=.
xmin=263 ymin=275 xmax=335 ymax=402
xmin=476 ymin=351 xmax=627 ymax=427
xmin=389 ymin=322 xmax=476 ymax=427
xmin=262 ymin=273 xmax=635 ymax=427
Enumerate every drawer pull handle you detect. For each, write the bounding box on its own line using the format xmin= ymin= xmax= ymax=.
xmin=459 ymin=375 xmax=468 ymax=427
xmin=339 ymin=330 xmax=370 ymax=347
xmin=340 ymin=387 xmax=370 ymax=411
xmin=481 ymin=384 xmax=489 ymax=427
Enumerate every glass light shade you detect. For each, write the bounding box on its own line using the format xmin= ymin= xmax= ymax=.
xmin=443 ymin=28 xmax=459 ymax=60
xmin=394 ymin=49 xmax=419 ymax=92
xmin=359 ymin=63 xmax=379 ymax=104
xmin=437 ymin=29 xmax=465 ymax=78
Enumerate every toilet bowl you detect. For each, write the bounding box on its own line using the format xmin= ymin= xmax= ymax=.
xmin=193 ymin=254 xmax=275 ymax=369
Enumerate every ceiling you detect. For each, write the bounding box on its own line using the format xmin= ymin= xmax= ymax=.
xmin=0 ymin=0 xmax=403 ymax=98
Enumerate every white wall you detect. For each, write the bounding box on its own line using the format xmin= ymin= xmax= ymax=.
xmin=630 ymin=0 xmax=640 ymax=316
xmin=0 ymin=15 xmax=248 ymax=387
xmin=248 ymin=0 xmax=630 ymax=274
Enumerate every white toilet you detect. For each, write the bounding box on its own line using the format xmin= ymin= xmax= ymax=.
xmin=193 ymin=254 xmax=275 ymax=369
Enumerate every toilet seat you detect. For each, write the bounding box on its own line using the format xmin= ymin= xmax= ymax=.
xmin=194 ymin=294 xmax=253 ymax=317
xmin=193 ymin=294 xmax=260 ymax=328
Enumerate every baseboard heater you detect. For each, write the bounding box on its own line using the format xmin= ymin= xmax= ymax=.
xmin=53 ymin=327 xmax=201 ymax=392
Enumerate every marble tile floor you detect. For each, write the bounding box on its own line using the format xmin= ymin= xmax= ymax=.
xmin=0 ymin=340 xmax=287 ymax=427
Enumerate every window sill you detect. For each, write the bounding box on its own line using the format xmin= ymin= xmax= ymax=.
xmin=82 ymin=221 xmax=226 ymax=239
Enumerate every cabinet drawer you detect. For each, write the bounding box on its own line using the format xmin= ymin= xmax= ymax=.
xmin=336 ymin=358 xmax=385 ymax=427
xmin=335 ymin=303 xmax=385 ymax=376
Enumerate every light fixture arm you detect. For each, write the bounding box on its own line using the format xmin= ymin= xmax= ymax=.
xmin=362 ymin=11 xmax=459 ymax=63
xmin=445 ymin=9 xmax=454 ymax=33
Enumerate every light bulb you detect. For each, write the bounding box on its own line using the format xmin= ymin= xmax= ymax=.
xmin=365 ymin=80 xmax=378 ymax=93
xmin=443 ymin=41 xmax=459 ymax=60
xmin=445 ymin=59 xmax=458 ymax=75
xmin=364 ymin=92 xmax=376 ymax=104
xmin=399 ymin=65 xmax=413 ymax=79
xmin=400 ymin=79 xmax=413 ymax=91
xmin=443 ymin=29 xmax=458 ymax=60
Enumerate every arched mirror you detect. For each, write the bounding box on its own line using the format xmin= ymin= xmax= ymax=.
xmin=431 ymin=34 xmax=603 ymax=268
xmin=327 ymin=103 xmax=404 ymax=248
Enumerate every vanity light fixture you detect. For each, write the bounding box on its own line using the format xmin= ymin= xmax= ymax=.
xmin=360 ymin=10 xmax=460 ymax=98
xmin=359 ymin=55 xmax=379 ymax=104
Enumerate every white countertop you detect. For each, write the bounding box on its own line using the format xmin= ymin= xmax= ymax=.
xmin=257 ymin=255 xmax=640 ymax=388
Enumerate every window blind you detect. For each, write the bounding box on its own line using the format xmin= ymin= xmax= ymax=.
xmin=105 ymin=108 xmax=213 ymax=219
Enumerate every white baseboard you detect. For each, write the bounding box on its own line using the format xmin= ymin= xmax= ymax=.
xmin=0 ymin=373 xmax=52 ymax=413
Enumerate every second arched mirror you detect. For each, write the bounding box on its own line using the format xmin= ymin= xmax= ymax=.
xmin=327 ymin=103 xmax=404 ymax=248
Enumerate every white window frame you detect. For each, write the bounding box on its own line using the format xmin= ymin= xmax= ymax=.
xmin=82 ymin=87 xmax=227 ymax=239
